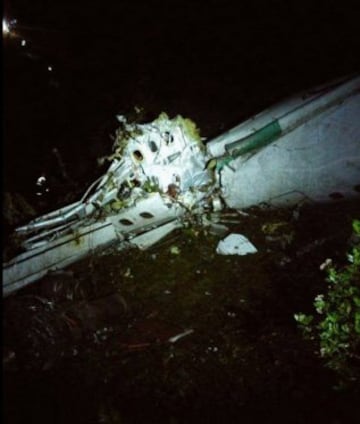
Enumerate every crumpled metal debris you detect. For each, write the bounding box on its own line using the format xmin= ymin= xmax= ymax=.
xmin=105 ymin=112 xmax=213 ymax=211
xmin=3 ymin=113 xmax=218 ymax=296
xmin=4 ymin=75 xmax=360 ymax=296
xmin=216 ymin=233 xmax=258 ymax=256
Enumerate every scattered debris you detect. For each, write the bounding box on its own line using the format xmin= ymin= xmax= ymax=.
xmin=124 ymin=268 xmax=132 ymax=278
xmin=319 ymin=258 xmax=333 ymax=271
xmin=216 ymin=233 xmax=258 ymax=255
xmin=168 ymin=329 xmax=194 ymax=344
xmin=170 ymin=246 xmax=181 ymax=255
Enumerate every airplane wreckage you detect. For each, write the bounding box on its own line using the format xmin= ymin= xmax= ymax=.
xmin=3 ymin=75 xmax=360 ymax=297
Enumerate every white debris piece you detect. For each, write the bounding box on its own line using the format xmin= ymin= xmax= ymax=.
xmin=216 ymin=233 xmax=257 ymax=255
xmin=168 ymin=329 xmax=194 ymax=343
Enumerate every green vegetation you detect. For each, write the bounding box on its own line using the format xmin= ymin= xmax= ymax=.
xmin=295 ymin=220 xmax=360 ymax=387
xmin=173 ymin=115 xmax=203 ymax=145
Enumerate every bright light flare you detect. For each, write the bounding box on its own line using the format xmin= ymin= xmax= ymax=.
xmin=3 ymin=18 xmax=17 ymax=35
xmin=3 ymin=19 xmax=10 ymax=34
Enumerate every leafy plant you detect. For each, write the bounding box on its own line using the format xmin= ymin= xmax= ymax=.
xmin=295 ymin=220 xmax=360 ymax=387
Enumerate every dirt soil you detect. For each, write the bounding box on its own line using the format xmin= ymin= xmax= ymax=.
xmin=3 ymin=200 xmax=360 ymax=424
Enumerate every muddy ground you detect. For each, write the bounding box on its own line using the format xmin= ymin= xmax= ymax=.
xmin=3 ymin=1 xmax=360 ymax=423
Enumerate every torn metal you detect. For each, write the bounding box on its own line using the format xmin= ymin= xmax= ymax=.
xmin=3 ymin=75 xmax=360 ymax=296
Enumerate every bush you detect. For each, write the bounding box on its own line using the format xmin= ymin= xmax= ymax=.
xmin=295 ymin=220 xmax=360 ymax=387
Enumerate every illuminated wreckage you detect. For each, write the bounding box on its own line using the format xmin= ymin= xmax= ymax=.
xmin=3 ymin=75 xmax=360 ymax=297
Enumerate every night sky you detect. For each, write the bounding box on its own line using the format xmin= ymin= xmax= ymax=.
xmin=3 ymin=0 xmax=360 ymax=200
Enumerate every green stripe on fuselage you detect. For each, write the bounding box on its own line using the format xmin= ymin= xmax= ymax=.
xmin=216 ymin=120 xmax=282 ymax=171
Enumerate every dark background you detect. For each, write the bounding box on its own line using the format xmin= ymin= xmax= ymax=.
xmin=3 ymin=2 xmax=360 ymax=423
xmin=4 ymin=0 xmax=360 ymax=206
